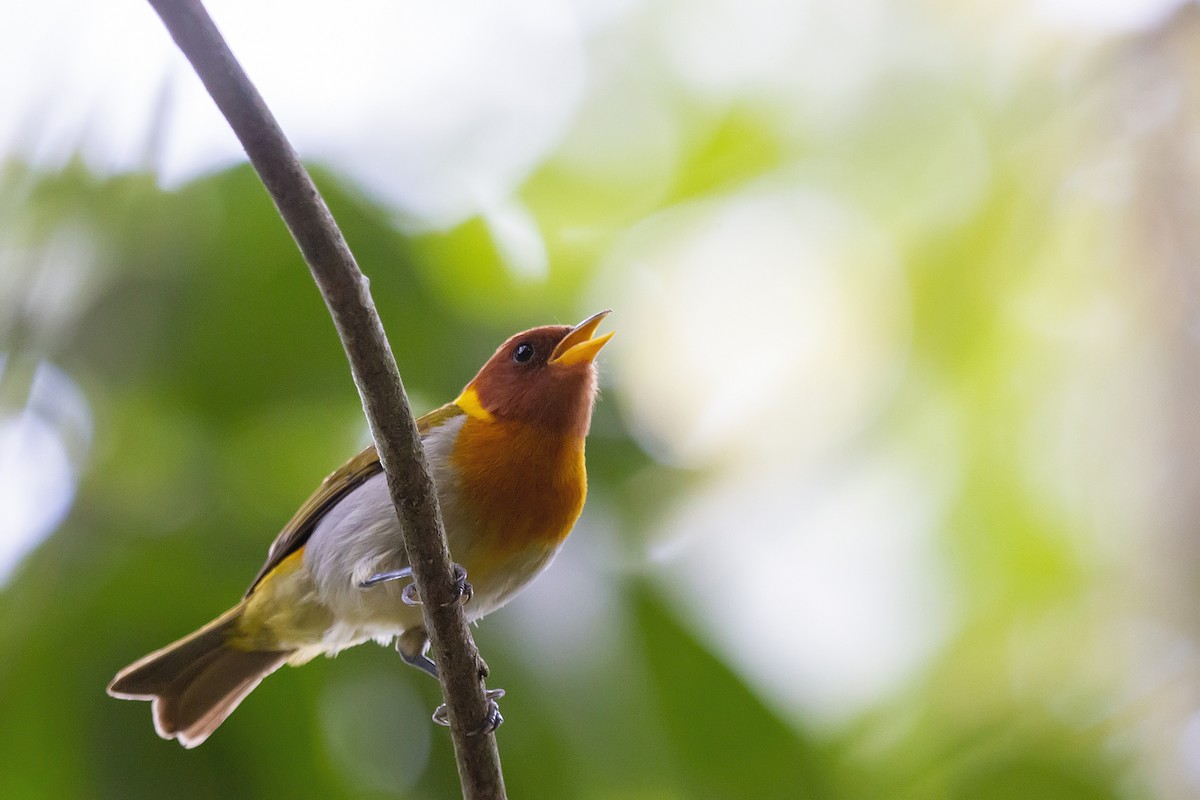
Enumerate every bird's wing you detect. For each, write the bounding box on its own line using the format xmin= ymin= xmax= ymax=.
xmin=244 ymin=402 xmax=465 ymax=596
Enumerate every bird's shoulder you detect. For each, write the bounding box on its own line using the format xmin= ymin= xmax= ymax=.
xmin=245 ymin=402 xmax=466 ymax=595
xmin=416 ymin=401 xmax=468 ymax=436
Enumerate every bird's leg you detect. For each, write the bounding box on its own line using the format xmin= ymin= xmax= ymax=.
xmin=396 ymin=628 xmax=440 ymax=680
xmin=358 ymin=566 xmax=414 ymax=588
xmin=364 ymin=563 xmax=472 ymax=608
xmin=397 ymin=628 xmax=504 ymax=734
xmin=358 ymin=566 xmax=423 ymax=607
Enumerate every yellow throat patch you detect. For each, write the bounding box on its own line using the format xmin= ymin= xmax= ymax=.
xmin=454 ymin=386 xmax=494 ymax=422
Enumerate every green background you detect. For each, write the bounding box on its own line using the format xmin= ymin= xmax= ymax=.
xmin=3 ymin=4 xmax=1200 ymax=799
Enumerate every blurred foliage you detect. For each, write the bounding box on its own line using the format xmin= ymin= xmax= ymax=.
xmin=5 ymin=3 xmax=1200 ymax=799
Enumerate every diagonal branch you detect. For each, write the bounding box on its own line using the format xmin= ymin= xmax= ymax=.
xmin=144 ymin=2 xmax=506 ymax=797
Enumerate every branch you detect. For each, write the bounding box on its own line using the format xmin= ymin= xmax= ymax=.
xmin=144 ymin=2 xmax=506 ymax=797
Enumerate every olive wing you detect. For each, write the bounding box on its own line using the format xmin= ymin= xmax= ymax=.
xmin=244 ymin=402 xmax=464 ymax=595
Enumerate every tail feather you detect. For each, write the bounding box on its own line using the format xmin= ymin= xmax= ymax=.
xmin=108 ymin=603 xmax=291 ymax=748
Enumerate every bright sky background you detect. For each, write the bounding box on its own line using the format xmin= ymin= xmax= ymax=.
xmin=1 ymin=0 xmax=1184 ymax=225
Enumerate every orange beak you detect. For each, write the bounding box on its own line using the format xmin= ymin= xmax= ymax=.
xmin=550 ymin=310 xmax=614 ymax=367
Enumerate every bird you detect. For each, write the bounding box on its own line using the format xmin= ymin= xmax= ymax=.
xmin=107 ymin=310 xmax=614 ymax=748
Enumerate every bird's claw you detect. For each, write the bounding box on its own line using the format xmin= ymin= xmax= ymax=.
xmin=432 ymin=688 xmax=505 ymax=735
xmin=476 ymin=694 xmax=504 ymax=736
xmin=444 ymin=563 xmax=473 ymax=608
xmin=403 ymin=563 xmax=472 ymax=607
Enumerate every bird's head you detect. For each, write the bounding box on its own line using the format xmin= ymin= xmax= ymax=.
xmin=456 ymin=310 xmax=614 ymax=438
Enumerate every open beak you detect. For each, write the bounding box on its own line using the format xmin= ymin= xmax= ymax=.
xmin=550 ymin=310 xmax=614 ymax=367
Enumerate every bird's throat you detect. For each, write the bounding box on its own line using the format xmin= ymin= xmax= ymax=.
xmin=450 ymin=417 xmax=587 ymax=559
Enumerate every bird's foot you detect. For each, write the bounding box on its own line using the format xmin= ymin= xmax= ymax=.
xmin=398 ymin=563 xmax=472 ymax=608
xmin=432 ymin=688 xmax=505 ymax=735
xmin=444 ymin=562 xmax=473 ymax=608
xmin=401 ymin=581 xmax=420 ymax=606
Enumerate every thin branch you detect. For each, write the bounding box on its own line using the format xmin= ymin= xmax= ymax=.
xmin=143 ymin=2 xmax=506 ymax=797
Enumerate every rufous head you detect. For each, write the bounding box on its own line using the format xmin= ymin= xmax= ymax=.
xmin=456 ymin=311 xmax=614 ymax=437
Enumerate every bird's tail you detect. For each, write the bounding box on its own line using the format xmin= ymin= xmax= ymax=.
xmin=107 ymin=602 xmax=292 ymax=748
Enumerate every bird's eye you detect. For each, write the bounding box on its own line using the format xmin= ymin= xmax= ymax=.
xmin=513 ymin=343 xmax=535 ymax=364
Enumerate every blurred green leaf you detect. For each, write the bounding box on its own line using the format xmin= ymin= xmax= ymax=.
xmin=631 ymin=583 xmax=830 ymax=800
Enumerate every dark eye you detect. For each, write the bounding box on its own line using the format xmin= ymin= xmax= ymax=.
xmin=513 ymin=342 xmax=535 ymax=364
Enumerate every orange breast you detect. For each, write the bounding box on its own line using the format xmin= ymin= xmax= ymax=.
xmin=450 ymin=417 xmax=587 ymax=563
